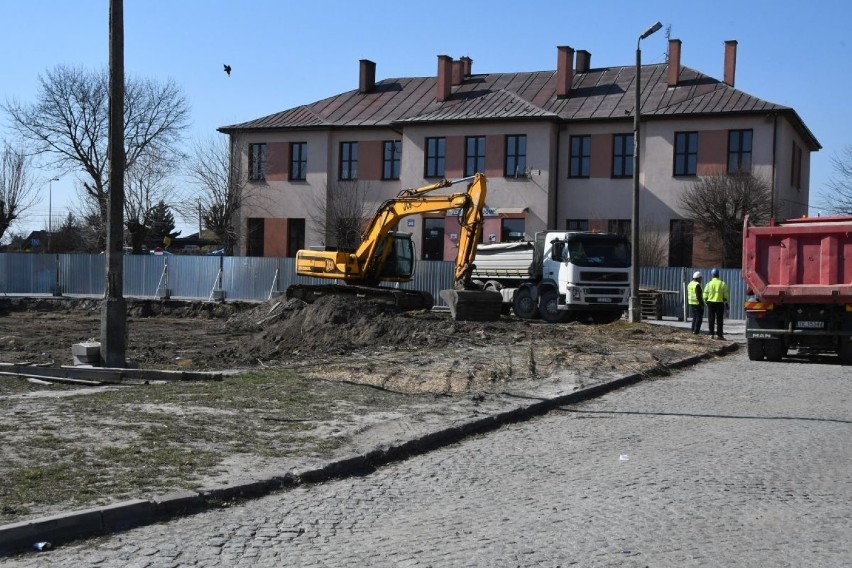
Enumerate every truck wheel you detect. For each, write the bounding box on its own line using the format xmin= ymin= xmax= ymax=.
xmin=539 ymin=290 xmax=569 ymax=323
xmin=512 ymin=287 xmax=539 ymax=319
xmin=764 ymin=338 xmax=785 ymax=362
xmin=746 ymin=338 xmax=765 ymax=361
xmin=839 ymin=340 xmax=852 ymax=365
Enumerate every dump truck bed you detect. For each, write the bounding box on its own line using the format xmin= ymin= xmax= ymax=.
xmin=743 ymin=216 xmax=852 ymax=303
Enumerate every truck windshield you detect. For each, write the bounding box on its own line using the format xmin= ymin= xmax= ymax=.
xmin=564 ymin=236 xmax=630 ymax=268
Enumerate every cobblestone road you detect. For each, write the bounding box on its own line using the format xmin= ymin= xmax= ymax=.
xmin=4 ymin=348 xmax=851 ymax=567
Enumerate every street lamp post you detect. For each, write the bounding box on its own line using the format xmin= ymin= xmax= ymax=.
xmin=47 ymin=177 xmax=59 ymax=252
xmin=629 ymin=21 xmax=663 ymax=323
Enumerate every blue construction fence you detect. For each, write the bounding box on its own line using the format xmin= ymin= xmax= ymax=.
xmin=0 ymin=254 xmax=745 ymax=319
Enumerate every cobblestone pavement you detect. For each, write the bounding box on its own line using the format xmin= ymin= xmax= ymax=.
xmin=4 ymin=347 xmax=851 ymax=567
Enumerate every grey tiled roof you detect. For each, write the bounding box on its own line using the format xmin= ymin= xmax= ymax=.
xmin=220 ymin=63 xmax=819 ymax=149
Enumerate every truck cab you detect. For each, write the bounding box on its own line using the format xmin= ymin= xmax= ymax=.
xmin=472 ymin=230 xmax=631 ymax=323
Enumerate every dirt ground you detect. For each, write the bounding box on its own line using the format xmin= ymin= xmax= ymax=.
xmin=0 ymin=295 xmax=725 ymax=526
xmin=0 ymin=295 xmax=712 ymax=394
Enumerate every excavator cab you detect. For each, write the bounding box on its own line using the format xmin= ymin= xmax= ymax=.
xmin=375 ymin=232 xmax=416 ymax=282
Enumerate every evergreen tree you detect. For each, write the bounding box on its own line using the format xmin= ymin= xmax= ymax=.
xmin=147 ymin=201 xmax=180 ymax=248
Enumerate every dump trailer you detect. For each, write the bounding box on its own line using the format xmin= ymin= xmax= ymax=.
xmin=470 ymin=231 xmax=631 ymax=323
xmin=743 ymin=215 xmax=852 ymax=362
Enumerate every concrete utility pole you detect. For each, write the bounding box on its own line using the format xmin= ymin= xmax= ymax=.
xmin=101 ymin=0 xmax=127 ymax=367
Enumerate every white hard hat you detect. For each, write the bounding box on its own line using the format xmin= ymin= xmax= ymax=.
xmin=693 ymin=271 xmax=702 ymax=279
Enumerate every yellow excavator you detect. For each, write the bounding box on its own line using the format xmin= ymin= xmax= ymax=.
xmin=286 ymin=172 xmax=503 ymax=321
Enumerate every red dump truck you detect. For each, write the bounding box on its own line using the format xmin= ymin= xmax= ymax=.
xmin=742 ymin=215 xmax=852 ymax=363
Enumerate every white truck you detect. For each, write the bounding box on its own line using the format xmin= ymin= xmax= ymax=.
xmin=471 ymin=231 xmax=631 ymax=323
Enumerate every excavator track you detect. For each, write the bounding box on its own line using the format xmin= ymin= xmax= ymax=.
xmin=439 ymin=289 xmax=503 ymax=322
xmin=286 ymin=284 xmax=434 ymax=312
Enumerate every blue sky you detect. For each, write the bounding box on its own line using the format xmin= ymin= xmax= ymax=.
xmin=2 ymin=0 xmax=850 ymax=237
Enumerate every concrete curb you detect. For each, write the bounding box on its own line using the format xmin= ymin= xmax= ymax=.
xmin=0 ymin=342 xmax=738 ymax=555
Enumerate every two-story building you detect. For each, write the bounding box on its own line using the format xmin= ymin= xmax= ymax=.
xmin=219 ymin=38 xmax=819 ymax=266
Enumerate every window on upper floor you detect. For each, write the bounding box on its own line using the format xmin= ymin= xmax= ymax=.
xmin=425 ymin=137 xmax=446 ymax=178
xmin=566 ymin=219 xmax=589 ymax=231
xmin=340 ymin=141 xmax=358 ymax=180
xmin=383 ymin=140 xmax=401 ymax=180
xmin=569 ymin=135 xmax=591 ymax=178
xmin=728 ymin=129 xmax=752 ymax=174
xmin=673 ymin=132 xmax=698 ymax=177
xmin=290 ymin=142 xmax=307 ymax=181
xmin=465 ymin=136 xmax=486 ymax=177
xmin=612 ymin=134 xmax=633 ymax=178
xmin=791 ymin=142 xmax=802 ymax=190
xmin=505 ymin=135 xmax=527 ymax=177
xmin=249 ymin=143 xmax=267 ymax=181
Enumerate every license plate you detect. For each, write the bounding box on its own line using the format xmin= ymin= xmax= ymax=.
xmin=797 ymin=320 xmax=824 ymax=329
xmin=596 ymin=297 xmax=612 ymax=303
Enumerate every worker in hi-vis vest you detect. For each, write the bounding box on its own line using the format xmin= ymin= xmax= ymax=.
xmin=704 ymin=268 xmax=730 ymax=340
xmin=687 ymin=271 xmax=704 ymax=335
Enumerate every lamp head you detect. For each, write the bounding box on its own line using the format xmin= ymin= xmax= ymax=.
xmin=640 ymin=21 xmax=663 ymax=40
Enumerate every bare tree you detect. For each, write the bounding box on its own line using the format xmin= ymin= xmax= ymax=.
xmin=0 ymin=140 xmax=39 ymax=241
xmin=124 ymin=150 xmax=175 ymax=253
xmin=679 ymin=172 xmax=773 ymax=268
xmin=183 ymin=135 xmax=251 ymax=255
xmin=821 ymin=145 xmax=852 ymax=214
xmin=637 ymin=217 xmax=668 ymax=267
xmin=2 ymin=64 xmax=189 ymax=245
xmin=307 ymin=180 xmax=378 ymax=250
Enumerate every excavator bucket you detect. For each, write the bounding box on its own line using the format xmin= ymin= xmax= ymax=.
xmin=439 ymin=289 xmax=503 ymax=322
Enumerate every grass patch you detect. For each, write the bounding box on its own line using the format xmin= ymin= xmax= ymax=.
xmin=0 ymin=369 xmax=433 ymax=524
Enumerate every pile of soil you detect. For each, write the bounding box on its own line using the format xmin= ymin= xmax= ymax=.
xmin=0 ymin=295 xmax=714 ymax=395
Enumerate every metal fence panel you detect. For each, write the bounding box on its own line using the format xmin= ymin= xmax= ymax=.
xmin=0 ymin=253 xmax=56 ymax=294
xmin=400 ymin=260 xmax=456 ymax=307
xmin=123 ymin=255 xmax=169 ymax=297
xmin=167 ymin=256 xmax=223 ymax=299
xmin=222 ymin=256 xmax=284 ymax=301
xmin=59 ymin=254 xmax=104 ymax=296
xmin=640 ymin=266 xmax=744 ymax=320
xmin=0 ymin=253 xmax=746 ymax=318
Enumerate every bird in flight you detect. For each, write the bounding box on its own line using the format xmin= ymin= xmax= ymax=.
xmin=224 ymin=64 xmax=232 ymax=77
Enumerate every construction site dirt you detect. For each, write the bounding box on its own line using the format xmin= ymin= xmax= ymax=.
xmin=0 ymin=295 xmax=724 ymax=525
xmin=0 ymin=296 xmax=715 ymax=392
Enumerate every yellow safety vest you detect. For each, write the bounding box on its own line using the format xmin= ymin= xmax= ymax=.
xmin=687 ymin=280 xmax=703 ymax=305
xmin=704 ymin=277 xmax=730 ymax=303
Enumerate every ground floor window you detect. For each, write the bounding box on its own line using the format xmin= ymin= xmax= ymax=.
xmin=501 ymin=218 xmax=526 ymax=242
xmin=422 ymin=218 xmax=444 ymax=260
xmin=246 ymin=218 xmax=265 ymax=257
xmin=607 ymin=219 xmax=631 ymax=238
xmin=566 ymin=219 xmax=589 ymax=231
xmin=669 ymin=219 xmax=694 ymax=266
xmin=287 ymin=218 xmax=305 ymax=258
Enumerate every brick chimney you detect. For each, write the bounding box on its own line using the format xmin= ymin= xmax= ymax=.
xmin=460 ymin=56 xmax=473 ymax=77
xmin=359 ymin=59 xmax=376 ymax=94
xmin=575 ymin=50 xmax=591 ymax=73
xmin=667 ymin=39 xmax=681 ymax=87
xmin=437 ymin=55 xmax=453 ymax=102
xmin=452 ymin=60 xmax=464 ymax=85
xmin=556 ymin=45 xmax=574 ymax=98
xmin=724 ymin=40 xmax=737 ymax=87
